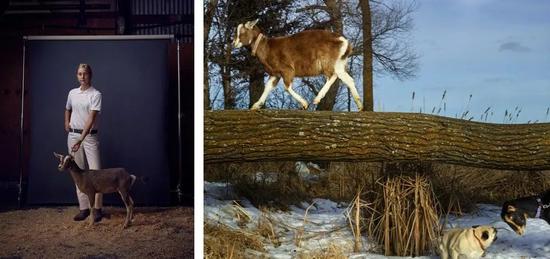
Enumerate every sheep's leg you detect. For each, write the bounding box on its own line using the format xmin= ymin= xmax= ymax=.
xmin=335 ymin=67 xmax=363 ymax=111
xmin=313 ymin=74 xmax=338 ymax=105
xmin=251 ymin=76 xmax=279 ymax=110
xmin=119 ymin=190 xmax=131 ymax=228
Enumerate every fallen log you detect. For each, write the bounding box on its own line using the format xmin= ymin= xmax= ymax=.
xmin=204 ymin=110 xmax=550 ymax=170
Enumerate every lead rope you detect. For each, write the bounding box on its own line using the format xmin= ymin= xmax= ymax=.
xmin=536 ymin=198 xmax=542 ymax=218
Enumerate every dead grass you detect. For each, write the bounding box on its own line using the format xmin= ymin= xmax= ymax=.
xmin=205 ymin=161 xmax=550 ymax=257
xmin=296 ymin=244 xmax=348 ymax=259
xmin=205 ymin=161 xmax=381 ymax=209
xmin=231 ymin=201 xmax=252 ymax=227
xmin=204 ymin=222 xmax=265 ymax=259
xmin=256 ymin=207 xmax=280 ymax=246
xmin=432 ymin=163 xmax=550 ymax=206
xmin=206 ymin=161 xmax=550 ymax=213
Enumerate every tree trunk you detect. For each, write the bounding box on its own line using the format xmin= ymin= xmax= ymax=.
xmin=205 ymin=110 xmax=550 ymax=170
xmin=248 ymin=59 xmax=264 ymax=109
xmin=203 ymin=0 xmax=218 ymax=110
xmin=316 ymin=0 xmax=343 ymax=111
xmin=222 ymin=41 xmax=235 ymax=109
xmin=360 ymin=0 xmax=374 ymax=111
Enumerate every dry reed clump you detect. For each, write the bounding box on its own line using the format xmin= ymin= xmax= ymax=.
xmin=362 ymin=175 xmax=441 ymax=257
xmin=204 ymin=222 xmax=265 ymax=259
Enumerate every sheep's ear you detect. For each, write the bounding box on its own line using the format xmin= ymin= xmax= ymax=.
xmin=245 ymin=19 xmax=258 ymax=29
xmin=53 ymin=152 xmax=62 ymax=159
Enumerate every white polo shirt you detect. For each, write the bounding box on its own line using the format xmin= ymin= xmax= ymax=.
xmin=65 ymin=86 xmax=102 ymax=130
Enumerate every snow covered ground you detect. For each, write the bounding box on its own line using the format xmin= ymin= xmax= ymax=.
xmin=205 ymin=181 xmax=550 ymax=258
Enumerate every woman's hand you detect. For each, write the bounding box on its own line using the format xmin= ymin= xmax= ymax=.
xmin=71 ymin=139 xmax=82 ymax=152
xmin=65 ymin=122 xmax=70 ymax=133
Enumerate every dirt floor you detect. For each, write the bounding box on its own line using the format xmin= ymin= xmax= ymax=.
xmin=0 ymin=206 xmax=194 ymax=258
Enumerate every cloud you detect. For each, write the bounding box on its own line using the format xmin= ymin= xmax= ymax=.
xmin=498 ymin=41 xmax=531 ymax=52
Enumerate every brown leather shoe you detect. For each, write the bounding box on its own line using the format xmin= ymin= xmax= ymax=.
xmin=93 ymin=208 xmax=103 ymax=223
xmin=73 ymin=209 xmax=90 ymax=221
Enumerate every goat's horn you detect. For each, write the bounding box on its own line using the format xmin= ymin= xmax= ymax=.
xmin=245 ymin=19 xmax=258 ymax=29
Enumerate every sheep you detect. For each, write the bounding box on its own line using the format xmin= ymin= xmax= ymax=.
xmin=233 ymin=19 xmax=363 ymax=111
xmin=54 ymin=152 xmax=139 ymax=228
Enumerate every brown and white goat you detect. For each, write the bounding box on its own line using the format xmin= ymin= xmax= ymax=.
xmin=54 ymin=152 xmax=137 ymax=228
xmin=233 ymin=19 xmax=363 ymax=111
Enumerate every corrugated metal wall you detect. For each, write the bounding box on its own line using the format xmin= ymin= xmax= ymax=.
xmin=132 ymin=0 xmax=193 ymax=43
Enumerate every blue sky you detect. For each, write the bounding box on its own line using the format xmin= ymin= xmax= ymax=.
xmin=374 ymin=0 xmax=550 ymax=123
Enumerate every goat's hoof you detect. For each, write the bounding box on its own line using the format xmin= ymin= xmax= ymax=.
xmin=313 ymin=98 xmax=321 ymax=105
xmin=251 ymin=104 xmax=262 ymax=110
xmin=301 ymin=104 xmax=309 ymax=110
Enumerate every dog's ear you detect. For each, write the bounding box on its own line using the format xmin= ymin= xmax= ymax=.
xmin=481 ymin=230 xmax=489 ymax=240
xmin=507 ymin=205 xmax=516 ymax=212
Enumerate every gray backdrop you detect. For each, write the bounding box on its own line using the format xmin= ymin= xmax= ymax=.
xmin=26 ymin=37 xmax=173 ymax=206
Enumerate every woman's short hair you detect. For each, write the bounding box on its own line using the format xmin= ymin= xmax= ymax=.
xmin=77 ymin=63 xmax=93 ymax=78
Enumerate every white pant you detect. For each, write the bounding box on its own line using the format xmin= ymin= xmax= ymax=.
xmin=67 ymin=132 xmax=103 ymax=210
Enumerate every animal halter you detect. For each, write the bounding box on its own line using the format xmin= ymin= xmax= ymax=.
xmin=251 ymin=33 xmax=263 ymax=56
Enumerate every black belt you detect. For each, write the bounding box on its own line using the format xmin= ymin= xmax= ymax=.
xmin=69 ymin=128 xmax=98 ymax=134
